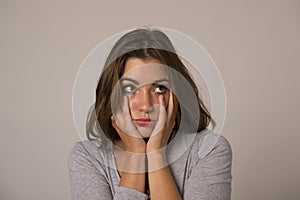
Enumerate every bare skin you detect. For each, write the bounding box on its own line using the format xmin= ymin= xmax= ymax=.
xmin=111 ymin=58 xmax=182 ymax=200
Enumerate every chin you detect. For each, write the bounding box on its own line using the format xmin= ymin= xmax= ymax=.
xmin=136 ymin=126 xmax=154 ymax=138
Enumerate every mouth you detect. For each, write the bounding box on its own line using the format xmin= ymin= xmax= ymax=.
xmin=133 ymin=118 xmax=153 ymax=127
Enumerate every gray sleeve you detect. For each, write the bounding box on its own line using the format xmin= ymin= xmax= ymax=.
xmin=68 ymin=142 xmax=148 ymax=200
xmin=183 ymin=136 xmax=232 ymax=200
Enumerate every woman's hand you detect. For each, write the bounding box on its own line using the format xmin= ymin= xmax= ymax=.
xmin=111 ymin=96 xmax=146 ymax=153
xmin=146 ymin=90 xmax=176 ymax=153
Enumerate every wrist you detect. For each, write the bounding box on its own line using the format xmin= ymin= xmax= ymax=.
xmin=147 ymin=147 xmax=168 ymax=172
xmin=114 ymin=148 xmax=146 ymax=173
xmin=125 ymin=147 xmax=146 ymax=153
xmin=146 ymin=141 xmax=167 ymax=153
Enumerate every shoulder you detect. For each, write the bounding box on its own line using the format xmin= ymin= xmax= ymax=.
xmin=68 ymin=139 xmax=105 ymax=170
xmin=181 ymin=130 xmax=232 ymax=199
xmin=69 ymin=139 xmax=101 ymax=158
xmin=190 ymin=129 xmax=232 ymax=163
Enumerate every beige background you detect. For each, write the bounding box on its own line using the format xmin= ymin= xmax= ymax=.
xmin=0 ymin=0 xmax=299 ymax=199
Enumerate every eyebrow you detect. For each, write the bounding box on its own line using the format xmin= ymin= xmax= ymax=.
xmin=120 ymin=77 xmax=170 ymax=85
xmin=120 ymin=77 xmax=139 ymax=85
xmin=153 ymin=78 xmax=170 ymax=84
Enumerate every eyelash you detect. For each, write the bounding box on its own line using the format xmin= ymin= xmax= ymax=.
xmin=154 ymin=85 xmax=167 ymax=94
xmin=122 ymin=84 xmax=136 ymax=93
xmin=121 ymin=84 xmax=168 ymax=94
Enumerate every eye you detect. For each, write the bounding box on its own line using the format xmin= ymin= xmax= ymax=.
xmin=154 ymin=85 xmax=168 ymax=94
xmin=122 ymin=84 xmax=136 ymax=93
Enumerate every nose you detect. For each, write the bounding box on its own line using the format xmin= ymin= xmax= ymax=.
xmin=133 ymin=86 xmax=154 ymax=113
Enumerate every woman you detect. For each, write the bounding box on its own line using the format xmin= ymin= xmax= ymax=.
xmin=68 ymin=27 xmax=232 ymax=200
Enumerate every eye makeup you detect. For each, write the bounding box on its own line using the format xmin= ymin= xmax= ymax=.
xmin=121 ymin=84 xmax=137 ymax=94
xmin=120 ymin=77 xmax=170 ymax=95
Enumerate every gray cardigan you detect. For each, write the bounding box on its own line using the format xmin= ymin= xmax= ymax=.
xmin=68 ymin=129 xmax=232 ymax=199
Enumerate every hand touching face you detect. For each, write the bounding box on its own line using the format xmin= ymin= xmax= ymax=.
xmin=119 ymin=58 xmax=171 ymax=138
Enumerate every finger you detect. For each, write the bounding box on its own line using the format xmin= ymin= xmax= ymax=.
xmin=157 ymin=95 xmax=166 ymax=125
xmin=159 ymin=95 xmax=167 ymax=121
xmin=167 ymin=89 xmax=174 ymax=122
xmin=151 ymin=95 xmax=166 ymax=137
xmin=122 ymin=96 xmax=134 ymax=128
xmin=111 ymin=115 xmax=121 ymax=132
xmin=113 ymin=109 xmax=124 ymax=128
xmin=112 ymin=115 xmax=130 ymax=142
xmin=159 ymin=95 xmax=166 ymax=113
xmin=122 ymin=95 xmax=130 ymax=115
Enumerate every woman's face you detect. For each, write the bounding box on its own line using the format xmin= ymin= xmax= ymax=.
xmin=120 ymin=58 xmax=171 ymax=138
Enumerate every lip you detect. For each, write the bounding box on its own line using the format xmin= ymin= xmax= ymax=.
xmin=134 ymin=118 xmax=153 ymax=127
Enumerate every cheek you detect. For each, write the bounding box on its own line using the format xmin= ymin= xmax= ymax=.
xmin=151 ymin=94 xmax=169 ymax=107
xmin=152 ymin=93 xmax=170 ymax=107
xmin=128 ymin=99 xmax=135 ymax=113
xmin=126 ymin=92 xmax=170 ymax=114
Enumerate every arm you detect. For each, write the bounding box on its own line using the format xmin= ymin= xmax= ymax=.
xmin=68 ymin=142 xmax=113 ymax=200
xmin=147 ymin=149 xmax=182 ymax=200
xmin=114 ymin=147 xmax=146 ymax=193
xmin=68 ymin=142 xmax=148 ymax=200
xmin=111 ymin=96 xmax=147 ymax=195
xmin=146 ymin=91 xmax=182 ymax=200
xmin=183 ymin=136 xmax=232 ymax=200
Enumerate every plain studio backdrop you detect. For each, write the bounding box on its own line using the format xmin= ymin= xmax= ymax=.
xmin=0 ymin=0 xmax=299 ymax=200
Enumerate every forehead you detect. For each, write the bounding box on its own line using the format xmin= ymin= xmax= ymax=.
xmin=123 ymin=58 xmax=169 ymax=83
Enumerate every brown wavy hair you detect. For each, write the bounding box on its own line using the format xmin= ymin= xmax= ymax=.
xmin=86 ymin=27 xmax=215 ymax=142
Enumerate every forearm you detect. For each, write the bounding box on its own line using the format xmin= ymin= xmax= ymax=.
xmin=119 ymin=172 xmax=146 ymax=193
xmin=147 ymin=151 xmax=182 ymax=200
xmin=115 ymin=149 xmax=146 ymax=193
